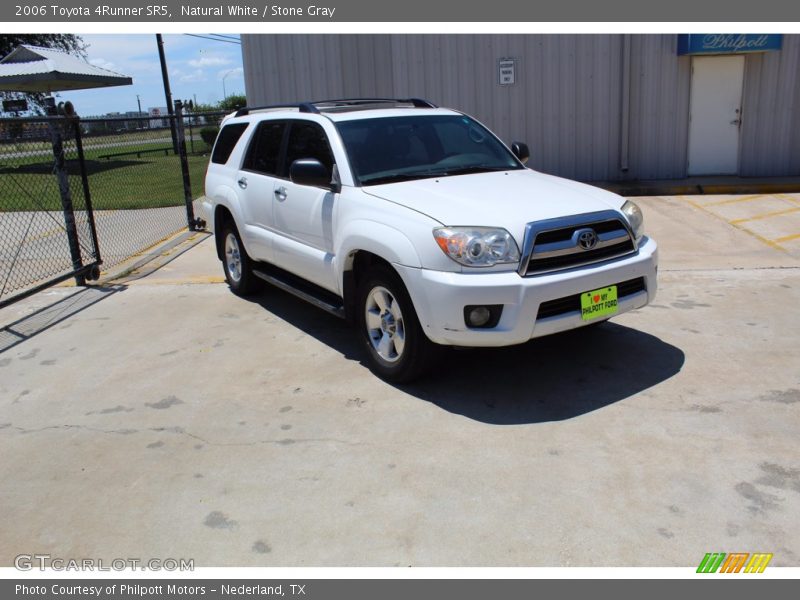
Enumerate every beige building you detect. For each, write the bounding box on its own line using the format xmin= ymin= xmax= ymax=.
xmin=241 ymin=34 xmax=800 ymax=182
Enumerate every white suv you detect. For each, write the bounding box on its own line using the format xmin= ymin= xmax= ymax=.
xmin=203 ymin=98 xmax=657 ymax=382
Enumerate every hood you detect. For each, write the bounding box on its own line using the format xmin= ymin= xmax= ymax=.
xmin=363 ymin=169 xmax=626 ymax=245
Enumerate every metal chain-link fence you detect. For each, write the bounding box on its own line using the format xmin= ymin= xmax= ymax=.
xmin=0 ymin=116 xmax=100 ymax=307
xmin=0 ymin=109 xmax=227 ymax=308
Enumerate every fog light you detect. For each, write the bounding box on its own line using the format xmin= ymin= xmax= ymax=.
xmin=463 ymin=305 xmax=504 ymax=329
xmin=468 ymin=306 xmax=491 ymax=327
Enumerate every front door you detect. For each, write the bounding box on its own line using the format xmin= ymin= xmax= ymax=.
xmin=272 ymin=120 xmax=338 ymax=293
xmin=687 ymin=55 xmax=745 ymax=175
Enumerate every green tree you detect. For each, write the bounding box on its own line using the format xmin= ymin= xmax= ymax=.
xmin=218 ymin=94 xmax=247 ymax=112
xmin=191 ymin=102 xmax=219 ymax=113
xmin=0 ymin=34 xmax=86 ymax=114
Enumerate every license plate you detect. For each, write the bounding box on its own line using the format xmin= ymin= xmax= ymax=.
xmin=580 ymin=285 xmax=618 ymax=321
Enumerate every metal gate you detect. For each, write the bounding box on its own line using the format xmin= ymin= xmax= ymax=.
xmin=0 ymin=112 xmax=101 ymax=309
xmin=0 ymin=104 xmax=225 ymax=308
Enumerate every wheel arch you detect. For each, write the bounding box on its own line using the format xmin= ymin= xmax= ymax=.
xmin=213 ymin=204 xmax=235 ymax=260
xmin=341 ymin=250 xmax=391 ymax=325
xmin=336 ymin=223 xmax=423 ymax=324
xmin=207 ymin=183 xmax=246 ymax=261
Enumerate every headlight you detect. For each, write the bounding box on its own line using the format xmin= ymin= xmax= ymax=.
xmin=433 ymin=227 xmax=520 ymax=267
xmin=621 ymin=200 xmax=644 ymax=241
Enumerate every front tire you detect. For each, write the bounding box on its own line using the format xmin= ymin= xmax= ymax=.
xmin=220 ymin=223 xmax=259 ymax=296
xmin=357 ymin=266 xmax=439 ymax=383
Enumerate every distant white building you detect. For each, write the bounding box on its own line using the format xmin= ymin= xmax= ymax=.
xmin=148 ymin=107 xmax=169 ymax=129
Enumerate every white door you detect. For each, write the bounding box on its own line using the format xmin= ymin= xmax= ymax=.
xmin=238 ymin=120 xmax=287 ymax=262
xmin=271 ymin=120 xmax=338 ymax=293
xmin=687 ymin=55 xmax=744 ymax=175
xmin=237 ymin=170 xmax=275 ymax=262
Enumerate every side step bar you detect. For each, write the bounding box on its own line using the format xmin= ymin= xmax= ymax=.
xmin=252 ymin=268 xmax=346 ymax=319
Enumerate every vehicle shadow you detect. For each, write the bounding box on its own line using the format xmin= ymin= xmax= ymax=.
xmin=247 ymin=286 xmax=685 ymax=425
xmin=399 ymin=323 xmax=685 ymax=424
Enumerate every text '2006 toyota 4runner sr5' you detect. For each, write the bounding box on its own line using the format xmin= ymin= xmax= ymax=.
xmin=203 ymin=98 xmax=658 ymax=382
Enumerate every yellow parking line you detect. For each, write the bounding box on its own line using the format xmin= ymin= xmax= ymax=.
xmin=776 ymin=193 xmax=800 ymax=205
xmin=122 ymin=276 xmax=227 ymax=285
xmin=28 ymin=225 xmax=65 ymax=243
xmin=729 ymin=206 xmax=800 ymax=225
xmin=704 ymin=194 xmax=765 ymax=207
xmin=686 ymin=199 xmax=787 ymax=252
xmin=773 ymin=233 xmax=800 ymax=244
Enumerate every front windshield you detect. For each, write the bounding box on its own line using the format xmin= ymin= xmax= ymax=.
xmin=335 ymin=114 xmax=524 ymax=185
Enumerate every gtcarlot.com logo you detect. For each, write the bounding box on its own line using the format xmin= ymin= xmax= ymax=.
xmin=14 ymin=554 xmax=194 ymax=571
xmin=696 ymin=552 xmax=773 ymax=573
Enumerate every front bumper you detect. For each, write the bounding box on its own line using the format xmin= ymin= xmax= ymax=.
xmin=198 ymin=197 xmax=214 ymax=230
xmin=395 ymin=236 xmax=658 ymax=346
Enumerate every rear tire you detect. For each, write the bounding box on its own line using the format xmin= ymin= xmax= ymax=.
xmin=357 ymin=265 xmax=439 ymax=383
xmin=220 ymin=222 xmax=259 ymax=296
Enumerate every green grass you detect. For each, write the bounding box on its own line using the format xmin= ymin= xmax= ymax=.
xmin=84 ymin=154 xmax=212 ymax=210
xmin=0 ymin=140 xmax=213 ymax=212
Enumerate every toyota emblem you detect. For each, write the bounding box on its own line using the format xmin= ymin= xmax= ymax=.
xmin=576 ymin=228 xmax=598 ymax=251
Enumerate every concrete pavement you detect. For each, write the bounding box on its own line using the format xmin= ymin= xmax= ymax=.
xmin=0 ymin=195 xmax=798 ymax=567
xmin=0 ymin=207 xmax=187 ymax=304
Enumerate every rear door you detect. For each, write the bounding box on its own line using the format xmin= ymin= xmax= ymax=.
xmin=271 ymin=119 xmax=338 ymax=292
xmin=237 ymin=119 xmax=288 ymax=262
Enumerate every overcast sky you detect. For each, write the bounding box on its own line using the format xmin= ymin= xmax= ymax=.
xmin=60 ymin=34 xmax=245 ymax=116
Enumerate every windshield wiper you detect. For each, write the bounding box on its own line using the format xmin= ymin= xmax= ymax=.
xmin=361 ymin=165 xmax=513 ymax=185
xmin=432 ymin=165 xmax=513 ymax=176
xmin=361 ymin=172 xmax=443 ymax=185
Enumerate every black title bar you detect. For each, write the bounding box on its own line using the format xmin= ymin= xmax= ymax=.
xmin=3 ymin=0 xmax=800 ymax=22
xmin=4 ymin=579 xmax=797 ymax=600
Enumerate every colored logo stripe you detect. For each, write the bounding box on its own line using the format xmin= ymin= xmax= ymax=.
xmin=697 ymin=553 xmax=726 ymax=573
xmin=720 ymin=553 xmax=749 ymax=573
xmin=697 ymin=552 xmax=773 ymax=573
xmin=744 ymin=553 xmax=773 ymax=573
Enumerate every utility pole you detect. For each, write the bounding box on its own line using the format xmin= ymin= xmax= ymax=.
xmin=136 ymin=94 xmax=142 ymax=115
xmin=156 ymin=33 xmax=178 ymax=153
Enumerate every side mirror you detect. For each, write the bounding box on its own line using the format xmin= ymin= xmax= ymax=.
xmin=290 ymin=158 xmax=334 ymax=190
xmin=511 ymin=142 xmax=530 ymax=164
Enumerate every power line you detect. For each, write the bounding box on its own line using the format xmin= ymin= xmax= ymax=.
xmin=184 ymin=34 xmax=241 ymax=45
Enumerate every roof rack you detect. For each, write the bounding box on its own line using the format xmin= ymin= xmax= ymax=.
xmin=312 ymin=98 xmax=438 ymax=110
xmin=235 ymin=103 xmax=319 ymax=117
xmin=234 ymin=98 xmax=437 ymax=118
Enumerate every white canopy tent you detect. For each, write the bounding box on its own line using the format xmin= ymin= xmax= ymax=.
xmin=0 ymin=44 xmax=131 ymax=94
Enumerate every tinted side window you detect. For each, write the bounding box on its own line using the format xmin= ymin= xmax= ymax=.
xmin=243 ymin=121 xmax=286 ymax=175
xmin=285 ymin=121 xmax=334 ymax=173
xmin=211 ymin=123 xmax=248 ymax=164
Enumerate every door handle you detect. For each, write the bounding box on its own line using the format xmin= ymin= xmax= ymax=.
xmin=237 ymin=177 xmax=247 ymax=189
xmin=730 ymin=119 xmax=741 ymax=125
xmin=274 ymin=186 xmax=287 ymax=200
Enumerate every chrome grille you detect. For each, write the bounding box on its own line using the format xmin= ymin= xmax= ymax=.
xmin=519 ymin=210 xmax=637 ymax=276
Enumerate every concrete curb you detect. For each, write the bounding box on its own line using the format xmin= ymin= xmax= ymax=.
xmin=591 ymin=180 xmax=800 ymax=197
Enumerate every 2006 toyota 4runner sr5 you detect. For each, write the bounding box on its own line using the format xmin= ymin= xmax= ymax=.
xmin=203 ymin=98 xmax=658 ymax=382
